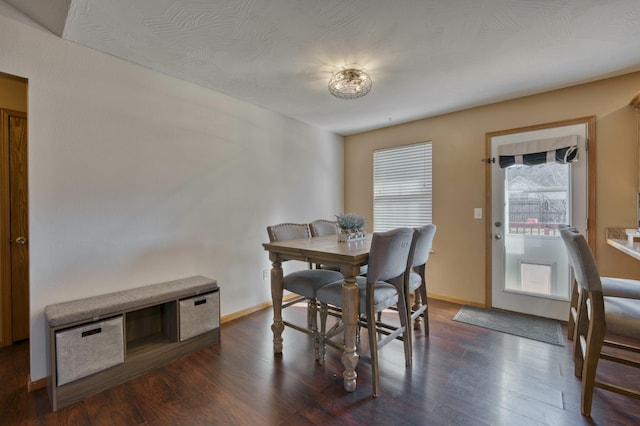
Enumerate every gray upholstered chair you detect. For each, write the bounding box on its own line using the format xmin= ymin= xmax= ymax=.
xmin=373 ymin=224 xmax=436 ymax=339
xmin=406 ymin=224 xmax=437 ymax=333
xmin=558 ymin=225 xmax=640 ymax=341
xmin=266 ymin=223 xmax=343 ymax=339
xmin=309 ymin=219 xmax=338 ymax=237
xmin=559 ymin=228 xmax=640 ymax=416
xmin=309 ymin=219 xmax=368 ymax=275
xmin=316 ymin=227 xmax=414 ymax=397
xmin=308 ymin=219 xmax=340 ymax=271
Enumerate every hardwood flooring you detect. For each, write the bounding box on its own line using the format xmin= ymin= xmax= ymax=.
xmin=1 ymin=299 xmax=639 ymax=425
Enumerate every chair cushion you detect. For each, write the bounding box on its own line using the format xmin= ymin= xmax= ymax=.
xmin=284 ymin=269 xmax=344 ymax=299
xmin=316 ymin=276 xmax=398 ymax=314
xmin=602 ymin=277 xmax=640 ymax=299
xmin=408 ymin=271 xmax=422 ymax=291
xmin=604 ymin=296 xmax=640 ymax=341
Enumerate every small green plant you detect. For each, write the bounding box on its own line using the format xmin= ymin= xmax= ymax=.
xmin=335 ymin=213 xmax=365 ymax=230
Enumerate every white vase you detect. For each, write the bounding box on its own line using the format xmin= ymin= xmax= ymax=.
xmin=338 ymin=228 xmax=366 ymax=243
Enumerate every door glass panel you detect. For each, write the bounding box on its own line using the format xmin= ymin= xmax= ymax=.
xmin=503 ymin=162 xmax=570 ymax=299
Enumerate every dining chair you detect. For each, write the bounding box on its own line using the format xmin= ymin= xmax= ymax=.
xmin=309 ymin=219 xmax=368 ymax=275
xmin=316 ymin=227 xmax=414 ymax=397
xmin=368 ymin=223 xmax=437 ymax=361
xmin=266 ymin=223 xmax=343 ymax=341
xmin=309 ymin=219 xmax=338 ymax=237
xmin=559 ymin=228 xmax=640 ymax=416
xmin=308 ymin=219 xmax=340 ymax=272
xmin=406 ymin=224 xmax=437 ymax=333
xmin=558 ymin=225 xmax=640 ymax=341
xmin=373 ymin=224 xmax=436 ymax=338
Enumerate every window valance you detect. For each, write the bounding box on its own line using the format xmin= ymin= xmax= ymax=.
xmin=498 ymin=135 xmax=578 ymax=168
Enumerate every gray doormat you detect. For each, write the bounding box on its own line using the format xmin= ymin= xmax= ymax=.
xmin=453 ymin=305 xmax=564 ymax=346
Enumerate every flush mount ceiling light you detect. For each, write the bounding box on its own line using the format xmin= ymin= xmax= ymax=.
xmin=328 ymin=68 xmax=372 ymax=100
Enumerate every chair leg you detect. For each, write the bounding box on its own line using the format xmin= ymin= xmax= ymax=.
xmin=574 ymin=292 xmax=589 ymax=378
xmin=397 ymin=287 xmax=412 ymax=366
xmin=367 ymin=307 xmax=381 ymax=397
xmin=580 ymin=343 xmax=599 ymax=417
xmin=318 ymin=303 xmax=328 ymax=365
xmin=580 ymin=297 xmax=606 ymax=417
xmin=567 ymin=280 xmax=578 ymax=341
xmin=307 ymin=299 xmax=315 ymax=330
xmin=310 ymin=299 xmax=320 ymax=361
xmin=418 ymin=285 xmax=429 ymax=335
xmin=411 ymin=290 xmax=422 ymax=330
xmin=411 ymin=269 xmax=429 ymax=334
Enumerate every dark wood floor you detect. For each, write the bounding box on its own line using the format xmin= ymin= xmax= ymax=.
xmin=2 ymin=299 xmax=640 ymax=425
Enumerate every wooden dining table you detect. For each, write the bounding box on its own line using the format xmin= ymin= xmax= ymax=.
xmin=262 ymin=233 xmax=372 ymax=392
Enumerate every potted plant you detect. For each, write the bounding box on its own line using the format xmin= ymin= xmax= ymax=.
xmin=335 ymin=213 xmax=366 ymax=242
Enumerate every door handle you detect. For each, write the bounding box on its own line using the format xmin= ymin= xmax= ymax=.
xmin=15 ymin=236 xmax=27 ymax=245
xmin=494 ymin=234 xmax=502 ymax=240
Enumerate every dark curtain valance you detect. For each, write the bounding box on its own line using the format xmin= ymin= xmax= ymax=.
xmin=498 ymin=135 xmax=578 ymax=168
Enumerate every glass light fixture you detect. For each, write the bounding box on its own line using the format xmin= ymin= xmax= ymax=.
xmin=328 ymin=68 xmax=372 ymax=100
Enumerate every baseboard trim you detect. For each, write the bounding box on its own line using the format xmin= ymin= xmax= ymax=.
xmin=220 ymin=293 xmax=300 ymax=324
xmin=28 ymin=374 xmax=47 ymax=392
xmin=220 ymin=292 xmax=484 ymax=325
xmin=427 ymin=292 xmax=485 ymax=308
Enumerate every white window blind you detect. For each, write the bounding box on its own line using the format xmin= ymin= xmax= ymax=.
xmin=374 ymin=141 xmax=432 ymax=232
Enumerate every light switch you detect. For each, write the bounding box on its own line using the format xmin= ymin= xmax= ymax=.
xmin=474 ymin=208 xmax=482 ymax=219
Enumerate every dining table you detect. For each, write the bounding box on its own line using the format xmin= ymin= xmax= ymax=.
xmin=262 ymin=233 xmax=372 ymax=392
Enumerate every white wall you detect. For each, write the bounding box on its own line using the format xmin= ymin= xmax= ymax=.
xmin=0 ymin=3 xmax=343 ymax=381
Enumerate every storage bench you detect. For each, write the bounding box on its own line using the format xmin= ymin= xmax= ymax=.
xmin=44 ymin=275 xmax=220 ymax=411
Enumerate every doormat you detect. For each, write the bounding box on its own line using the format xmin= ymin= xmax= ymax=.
xmin=452 ymin=305 xmax=564 ymax=346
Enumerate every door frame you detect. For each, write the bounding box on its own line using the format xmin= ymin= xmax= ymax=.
xmin=0 ymin=108 xmax=29 ymax=347
xmin=484 ymin=116 xmax=596 ymax=308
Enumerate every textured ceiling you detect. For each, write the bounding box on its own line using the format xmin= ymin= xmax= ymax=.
xmin=8 ymin=0 xmax=640 ymax=135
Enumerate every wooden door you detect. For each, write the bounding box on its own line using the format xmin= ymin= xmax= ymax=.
xmin=1 ymin=109 xmax=29 ymax=345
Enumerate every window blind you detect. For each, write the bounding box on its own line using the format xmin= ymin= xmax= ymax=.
xmin=373 ymin=141 xmax=432 ymax=232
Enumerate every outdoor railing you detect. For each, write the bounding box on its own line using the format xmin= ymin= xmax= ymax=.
xmin=508 ymin=222 xmax=560 ymax=236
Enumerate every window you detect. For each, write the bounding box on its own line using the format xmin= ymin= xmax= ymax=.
xmin=373 ymin=141 xmax=432 ymax=232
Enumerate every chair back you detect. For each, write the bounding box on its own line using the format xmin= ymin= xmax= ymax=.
xmin=367 ymin=228 xmax=414 ymax=285
xmin=560 ymin=228 xmax=602 ymax=294
xmin=267 ymin=223 xmax=310 ymax=242
xmin=558 ymin=224 xmax=578 ymax=233
xmin=558 ymin=225 xmax=579 ymax=267
xmin=309 ymin=220 xmax=337 ymax=237
xmin=408 ymin=224 xmax=436 ymax=269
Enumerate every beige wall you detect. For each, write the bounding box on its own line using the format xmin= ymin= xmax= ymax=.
xmin=345 ymin=72 xmax=640 ymax=306
xmin=0 ymin=73 xmax=27 ymax=111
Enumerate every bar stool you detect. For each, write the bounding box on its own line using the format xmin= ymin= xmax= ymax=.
xmin=558 ymin=225 xmax=640 ymax=341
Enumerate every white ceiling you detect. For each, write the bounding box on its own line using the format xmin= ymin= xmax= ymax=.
xmin=8 ymin=0 xmax=640 ymax=135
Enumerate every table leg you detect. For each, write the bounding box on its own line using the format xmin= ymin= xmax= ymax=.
xmin=341 ymin=273 xmax=360 ymax=392
xmin=270 ymin=260 xmax=284 ymax=354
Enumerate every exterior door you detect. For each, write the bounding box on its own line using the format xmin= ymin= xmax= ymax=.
xmin=488 ymin=118 xmax=592 ymax=320
xmin=1 ymin=109 xmax=29 ymax=345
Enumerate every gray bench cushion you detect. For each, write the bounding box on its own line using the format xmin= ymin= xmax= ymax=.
xmin=45 ymin=276 xmax=218 ymax=327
